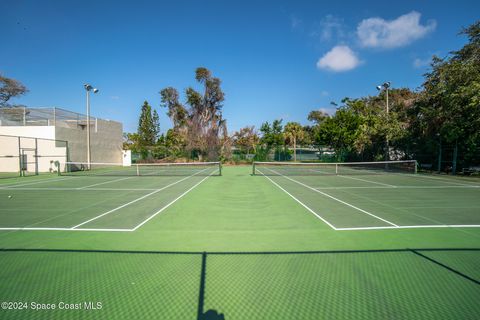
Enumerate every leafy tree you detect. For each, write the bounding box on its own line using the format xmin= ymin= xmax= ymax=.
xmin=164 ymin=129 xmax=186 ymax=158
xmin=259 ymin=119 xmax=286 ymax=160
xmin=159 ymin=87 xmax=188 ymax=128
xmin=0 ymin=74 xmax=28 ymax=107
xmin=122 ymin=132 xmax=141 ymax=152
xmin=314 ymin=106 xmax=362 ymax=161
xmin=307 ymin=110 xmax=328 ymax=125
xmin=284 ymin=122 xmax=305 ymax=161
xmin=233 ymin=126 xmax=259 ymax=155
xmin=307 ymin=88 xmax=417 ymax=162
xmin=412 ymin=20 xmax=480 ymax=172
xmin=301 ymin=125 xmax=315 ymax=146
xmin=159 ymin=67 xmax=229 ymax=161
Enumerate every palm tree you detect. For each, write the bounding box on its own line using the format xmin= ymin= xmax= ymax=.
xmin=284 ymin=122 xmax=305 ymax=162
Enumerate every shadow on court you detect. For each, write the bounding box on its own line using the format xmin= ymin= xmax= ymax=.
xmin=1 ymin=247 xmax=479 ymax=319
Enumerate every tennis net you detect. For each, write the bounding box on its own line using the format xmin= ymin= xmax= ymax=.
xmin=253 ymin=160 xmax=417 ymax=176
xmin=57 ymin=161 xmax=221 ymax=176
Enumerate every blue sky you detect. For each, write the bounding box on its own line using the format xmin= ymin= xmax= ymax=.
xmin=1 ymin=0 xmax=478 ymax=134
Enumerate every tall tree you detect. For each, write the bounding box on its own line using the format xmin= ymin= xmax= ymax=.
xmin=0 ymin=74 xmax=28 ymax=107
xmin=159 ymin=67 xmax=229 ymax=161
xmin=152 ymin=109 xmax=160 ymax=142
xmin=137 ymin=100 xmax=159 ymax=148
xmin=284 ymin=122 xmax=305 ymax=161
xmin=413 ymin=20 xmax=480 ymax=172
xmin=307 ymin=110 xmax=328 ymax=125
xmin=160 ymin=87 xmax=188 ymax=128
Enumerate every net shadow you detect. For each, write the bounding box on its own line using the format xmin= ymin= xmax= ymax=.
xmin=1 ymin=247 xmax=479 ymax=319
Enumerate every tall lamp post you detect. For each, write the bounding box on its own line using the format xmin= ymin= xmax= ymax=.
xmin=84 ymin=84 xmax=99 ymax=170
xmin=376 ymin=81 xmax=391 ymax=161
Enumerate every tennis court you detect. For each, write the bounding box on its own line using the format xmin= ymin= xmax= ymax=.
xmin=1 ymin=163 xmax=480 ymax=319
xmin=0 ymin=162 xmax=221 ymax=231
xmin=254 ymin=161 xmax=480 ymax=230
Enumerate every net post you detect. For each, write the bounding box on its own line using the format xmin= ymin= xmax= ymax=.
xmin=136 ymin=164 xmax=140 ymax=176
xmin=54 ymin=161 xmax=61 ymax=176
xmin=414 ymin=160 xmax=418 ymax=174
xmin=335 ymin=163 xmax=338 ymax=174
xmin=218 ymin=162 xmax=222 ymax=176
xmin=252 ymin=162 xmax=256 ymax=175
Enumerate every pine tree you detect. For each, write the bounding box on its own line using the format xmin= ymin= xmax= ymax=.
xmin=152 ymin=109 xmax=160 ymax=143
xmin=138 ymin=100 xmax=159 ymax=147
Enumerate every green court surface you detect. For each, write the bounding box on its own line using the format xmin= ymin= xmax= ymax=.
xmin=1 ymin=166 xmax=479 ymax=319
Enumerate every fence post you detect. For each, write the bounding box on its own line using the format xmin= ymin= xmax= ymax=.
xmin=35 ymin=138 xmax=38 ymax=175
xmin=452 ymin=140 xmax=458 ymax=175
xmin=18 ymin=136 xmax=22 ymax=177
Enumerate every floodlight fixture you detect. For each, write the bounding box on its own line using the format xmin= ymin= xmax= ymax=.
xmin=84 ymin=83 xmax=99 ymax=169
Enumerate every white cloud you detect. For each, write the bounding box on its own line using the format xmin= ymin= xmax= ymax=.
xmin=357 ymin=11 xmax=436 ymax=49
xmin=290 ymin=15 xmax=303 ymax=30
xmin=321 ymin=90 xmax=329 ymax=96
xmin=316 ymin=15 xmax=345 ymax=41
xmin=413 ymin=57 xmax=431 ymax=68
xmin=316 ymin=45 xmax=361 ymax=72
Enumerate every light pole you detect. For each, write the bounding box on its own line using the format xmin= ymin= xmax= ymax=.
xmin=84 ymin=84 xmax=99 ymax=170
xmin=376 ymin=81 xmax=391 ymax=161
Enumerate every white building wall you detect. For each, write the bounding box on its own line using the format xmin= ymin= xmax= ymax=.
xmin=0 ymin=133 xmax=66 ymax=173
xmin=0 ymin=119 xmax=123 ymax=173
xmin=0 ymin=126 xmax=55 ymax=139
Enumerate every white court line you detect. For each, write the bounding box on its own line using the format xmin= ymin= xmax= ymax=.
xmin=0 ymin=176 xmax=74 ymax=188
xmin=131 ymin=170 xmax=217 ymax=231
xmin=0 ymin=187 xmax=158 ymax=191
xmin=0 ymin=227 xmax=133 ymax=232
xmin=77 ymin=176 xmax=133 ymax=189
xmin=264 ymin=167 xmax=398 ymax=227
xmin=336 ymin=225 xmax=480 ymax=231
xmin=2 ymin=223 xmax=478 ymax=233
xmin=401 ymin=173 xmax=478 ymax=186
xmin=257 ymin=169 xmax=337 ymax=230
xmin=315 ymin=185 xmax=480 ymax=190
xmin=70 ymin=168 xmax=209 ymax=229
xmin=0 ymin=170 xmax=215 ymax=233
xmin=337 ymin=175 xmax=397 ymax=187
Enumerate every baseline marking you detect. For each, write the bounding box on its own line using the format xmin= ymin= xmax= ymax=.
xmin=131 ymin=170 xmax=217 ymax=231
xmin=257 ymin=169 xmax=337 ymax=230
xmin=0 ymin=177 xmax=75 ymax=188
xmin=0 ymin=187 xmax=158 ymax=191
xmin=265 ymin=168 xmax=398 ymax=227
xmin=71 ymin=168 xmax=209 ymax=229
xmin=336 ymin=225 xmax=480 ymax=231
xmin=402 ymin=174 xmax=478 ymax=186
xmin=0 ymin=227 xmax=133 ymax=232
xmin=315 ymin=185 xmax=480 ymax=190
xmin=1 ymin=224 xmax=478 ymax=233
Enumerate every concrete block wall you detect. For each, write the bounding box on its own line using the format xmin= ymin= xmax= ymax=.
xmin=0 ymin=119 xmax=123 ymax=173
